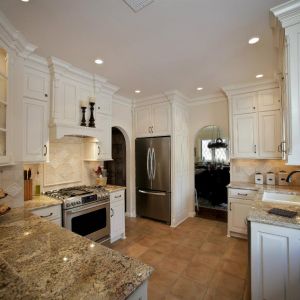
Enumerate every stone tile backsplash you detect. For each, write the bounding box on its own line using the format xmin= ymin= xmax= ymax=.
xmin=230 ymin=159 xmax=300 ymax=185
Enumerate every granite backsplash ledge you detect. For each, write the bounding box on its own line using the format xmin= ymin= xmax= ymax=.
xmin=230 ymin=159 xmax=300 ymax=185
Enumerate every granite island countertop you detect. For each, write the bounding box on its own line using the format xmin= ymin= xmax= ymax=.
xmin=24 ymin=195 xmax=62 ymax=211
xmin=0 ymin=207 xmax=153 ymax=300
xmin=228 ymin=181 xmax=300 ymax=195
xmin=248 ymin=200 xmax=300 ymax=230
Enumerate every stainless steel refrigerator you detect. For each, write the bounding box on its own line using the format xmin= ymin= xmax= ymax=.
xmin=135 ymin=136 xmax=171 ymax=224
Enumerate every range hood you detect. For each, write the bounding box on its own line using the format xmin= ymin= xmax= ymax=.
xmin=49 ymin=122 xmax=102 ymax=140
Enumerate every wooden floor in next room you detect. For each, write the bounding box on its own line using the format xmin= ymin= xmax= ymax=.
xmin=109 ymin=217 xmax=249 ymax=300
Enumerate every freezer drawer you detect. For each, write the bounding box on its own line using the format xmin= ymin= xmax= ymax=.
xmin=136 ymin=189 xmax=171 ymax=224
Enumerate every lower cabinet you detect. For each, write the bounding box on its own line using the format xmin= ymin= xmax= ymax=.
xmin=31 ymin=204 xmax=62 ymax=226
xmin=227 ymin=187 xmax=257 ymax=238
xmin=110 ymin=190 xmax=126 ymax=243
xmin=250 ymin=222 xmax=300 ymax=300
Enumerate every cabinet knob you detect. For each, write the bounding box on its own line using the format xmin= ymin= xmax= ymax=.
xmin=253 ymin=106 xmax=256 ymax=110
xmin=45 ymin=93 xmax=48 ymax=97
xmin=98 ymin=106 xmax=100 ymax=110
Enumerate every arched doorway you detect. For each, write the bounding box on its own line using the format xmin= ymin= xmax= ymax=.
xmin=105 ymin=127 xmax=127 ymax=210
xmin=194 ymin=125 xmax=230 ymax=221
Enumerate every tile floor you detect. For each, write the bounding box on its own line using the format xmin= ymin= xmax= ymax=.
xmin=109 ymin=217 xmax=249 ymax=300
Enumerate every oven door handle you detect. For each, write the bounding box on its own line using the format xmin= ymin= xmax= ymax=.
xmin=65 ymin=202 xmax=109 ymax=214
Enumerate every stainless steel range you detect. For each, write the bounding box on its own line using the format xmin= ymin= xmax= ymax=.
xmin=45 ymin=186 xmax=110 ymax=242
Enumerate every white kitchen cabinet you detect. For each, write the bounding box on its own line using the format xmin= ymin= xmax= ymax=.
xmin=110 ymin=190 xmax=126 ymax=243
xmin=259 ymin=110 xmax=282 ymax=158
xmin=23 ymin=97 xmax=49 ymax=162
xmin=232 ymin=113 xmax=258 ymax=158
xmin=97 ymin=113 xmax=112 ymax=161
xmin=258 ymin=88 xmax=281 ymax=111
xmin=24 ymin=68 xmax=49 ymax=102
xmin=232 ymin=92 xmax=257 ymax=114
xmin=95 ymin=93 xmax=112 ymax=115
xmin=31 ymin=204 xmax=62 ymax=226
xmin=251 ymin=222 xmax=300 ymax=300
xmin=227 ymin=187 xmax=257 ymax=238
xmin=84 ymin=139 xmax=101 ymax=161
xmin=271 ymin=2 xmax=300 ymax=165
xmin=135 ymin=102 xmax=171 ymax=137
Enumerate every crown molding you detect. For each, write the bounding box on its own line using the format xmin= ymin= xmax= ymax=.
xmin=101 ymin=81 xmax=120 ymax=96
xmin=222 ymin=79 xmax=278 ymax=97
xmin=113 ymin=94 xmax=133 ymax=107
xmin=0 ymin=9 xmax=37 ymax=57
xmin=188 ymin=92 xmax=227 ymax=106
xmin=271 ymin=0 xmax=300 ymax=28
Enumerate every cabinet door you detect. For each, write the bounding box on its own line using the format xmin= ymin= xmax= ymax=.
xmin=152 ymin=102 xmax=171 ymax=136
xmin=258 ymin=88 xmax=281 ymax=111
xmin=233 ymin=113 xmax=258 ymax=158
xmin=97 ymin=114 xmax=112 ymax=160
xmin=110 ymin=199 xmax=125 ymax=242
xmin=259 ymin=110 xmax=282 ymax=158
xmin=232 ymin=92 xmax=257 ymax=114
xmin=135 ymin=106 xmax=152 ymax=137
xmin=228 ymin=199 xmax=252 ymax=235
xmin=96 ymin=93 xmax=112 ymax=115
xmin=251 ymin=223 xmax=300 ymax=300
xmin=23 ymin=97 xmax=48 ymax=162
xmin=24 ymin=69 xmax=49 ymax=102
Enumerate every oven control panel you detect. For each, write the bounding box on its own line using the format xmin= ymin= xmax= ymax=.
xmin=82 ymin=194 xmax=98 ymax=204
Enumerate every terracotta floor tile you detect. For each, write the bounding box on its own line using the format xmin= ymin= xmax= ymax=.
xmin=109 ymin=216 xmax=248 ymax=299
xmin=170 ymin=277 xmax=207 ymax=300
xmin=122 ymin=242 xmax=148 ymax=258
xmin=183 ymin=262 xmax=215 ymax=286
xmin=157 ymin=256 xmax=189 ymax=274
xmin=139 ymin=249 xmax=166 ymax=268
xmin=192 ymin=253 xmax=221 ymax=269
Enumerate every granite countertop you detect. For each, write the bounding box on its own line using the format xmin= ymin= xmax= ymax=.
xmin=248 ymin=201 xmax=300 ymax=230
xmin=24 ymin=195 xmax=62 ymax=211
xmin=105 ymin=185 xmax=126 ymax=193
xmin=228 ymin=181 xmax=300 ymax=195
xmin=0 ymin=208 xmax=153 ymax=299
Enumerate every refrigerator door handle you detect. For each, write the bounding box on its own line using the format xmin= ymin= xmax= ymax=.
xmin=152 ymin=148 xmax=156 ymax=180
xmin=147 ymin=148 xmax=151 ymax=180
xmin=138 ymin=189 xmax=167 ymax=196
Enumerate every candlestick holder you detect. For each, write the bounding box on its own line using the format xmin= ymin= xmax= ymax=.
xmin=80 ymin=106 xmax=87 ymax=126
xmin=89 ymin=102 xmax=96 ymax=128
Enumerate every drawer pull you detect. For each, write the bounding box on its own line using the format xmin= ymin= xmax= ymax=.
xmin=40 ymin=212 xmax=53 ymax=218
xmin=114 ymin=195 xmax=122 ymax=198
xmin=110 ymin=208 xmax=114 ymax=217
xmin=237 ymin=193 xmax=248 ymax=196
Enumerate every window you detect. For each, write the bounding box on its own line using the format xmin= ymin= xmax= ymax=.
xmin=201 ymin=139 xmax=229 ymax=162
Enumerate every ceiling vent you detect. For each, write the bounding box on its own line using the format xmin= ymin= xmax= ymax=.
xmin=123 ymin=0 xmax=154 ymax=12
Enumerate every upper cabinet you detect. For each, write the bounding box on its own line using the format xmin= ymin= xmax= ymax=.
xmin=271 ymin=1 xmax=300 ymax=165
xmin=224 ymin=84 xmax=283 ymax=159
xmin=23 ymin=57 xmax=50 ymax=163
xmin=134 ymin=102 xmax=171 ymax=137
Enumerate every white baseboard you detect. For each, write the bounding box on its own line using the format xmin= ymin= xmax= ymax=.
xmin=125 ymin=212 xmax=136 ymax=218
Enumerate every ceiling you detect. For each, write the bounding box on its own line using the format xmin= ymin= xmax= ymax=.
xmin=0 ymin=0 xmax=286 ymax=100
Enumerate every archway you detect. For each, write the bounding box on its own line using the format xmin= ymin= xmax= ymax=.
xmin=194 ymin=125 xmax=229 ymax=221
xmin=105 ymin=128 xmax=127 ymax=209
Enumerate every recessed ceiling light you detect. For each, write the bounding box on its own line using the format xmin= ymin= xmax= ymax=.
xmin=94 ymin=59 xmax=103 ymax=65
xmin=256 ymin=74 xmax=264 ymax=78
xmin=135 ymin=90 xmax=141 ymax=94
xmin=248 ymin=37 xmax=260 ymax=44
xmin=21 ymin=0 xmax=30 ymax=2
xmin=197 ymin=87 xmax=203 ymax=91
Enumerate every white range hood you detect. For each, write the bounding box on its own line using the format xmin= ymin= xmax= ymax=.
xmin=49 ymin=122 xmax=102 ymax=140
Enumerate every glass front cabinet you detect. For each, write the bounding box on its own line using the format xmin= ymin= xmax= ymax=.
xmin=0 ymin=47 xmax=12 ymax=165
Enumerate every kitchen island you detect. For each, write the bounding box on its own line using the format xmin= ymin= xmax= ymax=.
xmin=0 ymin=207 xmax=153 ymax=300
xmin=248 ymin=200 xmax=300 ymax=300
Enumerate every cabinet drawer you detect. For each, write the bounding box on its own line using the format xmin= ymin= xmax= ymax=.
xmin=32 ymin=205 xmax=61 ymax=220
xmin=110 ymin=190 xmax=124 ymax=203
xmin=228 ymin=188 xmax=258 ymax=200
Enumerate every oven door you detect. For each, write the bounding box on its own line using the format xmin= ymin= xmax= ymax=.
xmin=63 ymin=201 xmax=110 ymax=241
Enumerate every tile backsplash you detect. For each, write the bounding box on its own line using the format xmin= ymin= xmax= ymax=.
xmin=230 ymin=159 xmax=300 ymax=185
xmin=24 ymin=137 xmax=101 ymax=194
